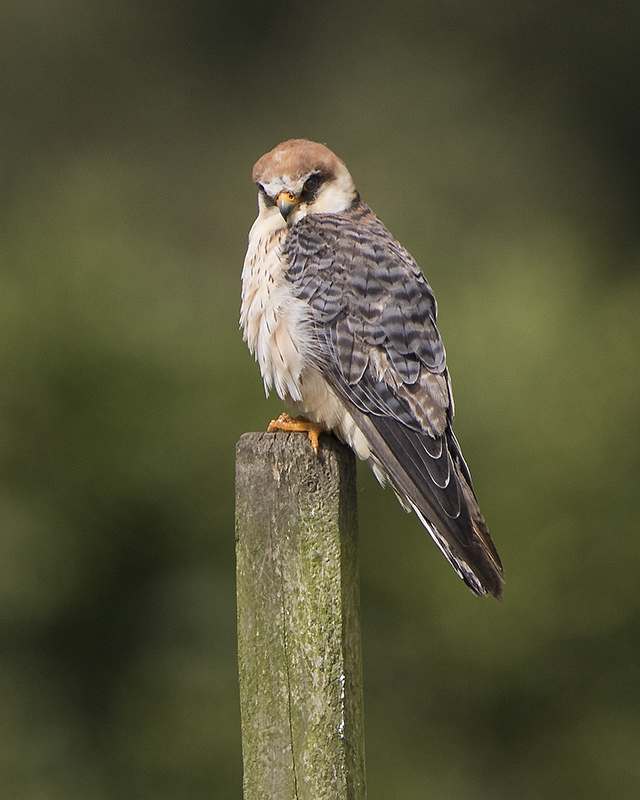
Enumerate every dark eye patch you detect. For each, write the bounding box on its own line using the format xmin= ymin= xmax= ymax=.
xmin=257 ymin=183 xmax=275 ymax=207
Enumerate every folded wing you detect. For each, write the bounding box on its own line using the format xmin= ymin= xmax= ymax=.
xmin=284 ymin=206 xmax=504 ymax=598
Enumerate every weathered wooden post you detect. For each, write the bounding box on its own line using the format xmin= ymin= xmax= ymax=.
xmin=235 ymin=431 xmax=366 ymax=800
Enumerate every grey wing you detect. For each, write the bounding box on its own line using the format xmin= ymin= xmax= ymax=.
xmin=285 ymin=208 xmax=504 ymax=598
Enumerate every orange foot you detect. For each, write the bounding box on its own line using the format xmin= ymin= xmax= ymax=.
xmin=267 ymin=413 xmax=326 ymax=455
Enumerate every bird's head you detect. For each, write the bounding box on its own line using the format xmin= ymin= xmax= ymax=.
xmin=252 ymin=139 xmax=358 ymax=227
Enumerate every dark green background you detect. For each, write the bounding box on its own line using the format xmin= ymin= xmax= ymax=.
xmin=1 ymin=1 xmax=639 ymax=797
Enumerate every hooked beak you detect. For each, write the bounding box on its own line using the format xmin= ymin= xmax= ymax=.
xmin=276 ymin=190 xmax=299 ymax=221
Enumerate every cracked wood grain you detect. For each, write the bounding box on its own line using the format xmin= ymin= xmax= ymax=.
xmin=235 ymin=431 xmax=366 ymax=800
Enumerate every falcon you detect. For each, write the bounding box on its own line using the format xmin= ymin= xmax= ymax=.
xmin=240 ymin=139 xmax=504 ymax=599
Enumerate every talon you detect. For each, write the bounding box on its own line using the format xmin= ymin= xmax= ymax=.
xmin=267 ymin=413 xmax=326 ymax=454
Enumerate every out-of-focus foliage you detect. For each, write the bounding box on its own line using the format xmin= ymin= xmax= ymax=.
xmin=1 ymin=1 xmax=639 ymax=798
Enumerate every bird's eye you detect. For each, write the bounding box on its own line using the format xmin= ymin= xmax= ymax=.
xmin=303 ymin=175 xmax=321 ymax=193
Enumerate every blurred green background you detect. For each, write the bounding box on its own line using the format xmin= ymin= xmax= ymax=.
xmin=1 ymin=1 xmax=639 ymax=798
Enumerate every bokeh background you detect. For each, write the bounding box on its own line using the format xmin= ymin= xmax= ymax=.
xmin=1 ymin=1 xmax=639 ymax=798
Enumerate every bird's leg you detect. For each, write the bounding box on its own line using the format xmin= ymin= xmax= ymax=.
xmin=267 ymin=413 xmax=326 ymax=455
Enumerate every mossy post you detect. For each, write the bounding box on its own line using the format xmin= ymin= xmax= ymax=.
xmin=235 ymin=431 xmax=366 ymax=800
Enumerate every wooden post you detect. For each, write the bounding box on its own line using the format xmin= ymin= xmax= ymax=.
xmin=235 ymin=431 xmax=366 ymax=800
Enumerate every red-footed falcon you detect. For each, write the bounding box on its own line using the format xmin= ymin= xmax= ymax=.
xmin=241 ymin=139 xmax=504 ymax=599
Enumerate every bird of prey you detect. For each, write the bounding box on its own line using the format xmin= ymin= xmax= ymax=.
xmin=240 ymin=139 xmax=504 ymax=599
